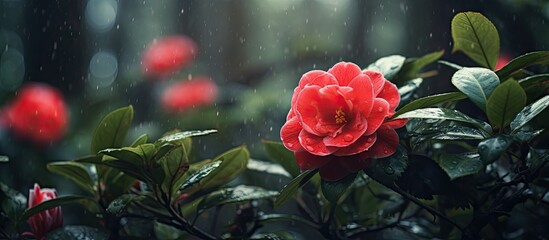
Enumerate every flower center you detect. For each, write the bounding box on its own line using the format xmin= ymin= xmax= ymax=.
xmin=334 ymin=108 xmax=347 ymax=124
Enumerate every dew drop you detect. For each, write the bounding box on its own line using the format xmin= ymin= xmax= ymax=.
xmin=306 ymin=146 xmax=314 ymax=152
xmin=378 ymin=107 xmax=384 ymax=112
xmin=367 ymin=137 xmax=374 ymax=143
xmin=384 ymin=166 xmax=395 ymax=175
xmin=286 ymin=143 xmax=294 ymax=148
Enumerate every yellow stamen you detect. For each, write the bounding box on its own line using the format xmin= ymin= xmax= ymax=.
xmin=335 ymin=108 xmax=347 ymax=124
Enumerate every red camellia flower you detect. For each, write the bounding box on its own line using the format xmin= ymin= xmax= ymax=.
xmin=4 ymin=83 xmax=69 ymax=145
xmin=161 ymin=77 xmax=218 ymax=113
xmin=495 ymin=53 xmax=512 ymax=70
xmin=142 ymin=35 xmax=197 ymax=78
xmin=280 ymin=62 xmax=406 ymax=181
xmin=26 ymin=184 xmax=63 ymax=240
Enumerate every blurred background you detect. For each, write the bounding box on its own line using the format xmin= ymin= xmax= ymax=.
xmin=0 ymin=0 xmax=548 ymax=228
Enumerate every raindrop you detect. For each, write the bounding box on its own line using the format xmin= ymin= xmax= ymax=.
xmin=343 ymin=134 xmax=353 ymax=142
xmin=306 ymin=146 xmax=314 ymax=152
xmin=384 ymin=166 xmax=395 ymax=175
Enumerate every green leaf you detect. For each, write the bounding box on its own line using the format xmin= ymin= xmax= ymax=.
xmin=510 ymin=95 xmax=549 ymax=132
xmin=0 ymin=155 xmax=8 ymax=162
xmin=398 ymin=50 xmax=445 ymax=79
xmin=199 ymin=146 xmax=249 ymax=191
xmin=396 ymin=155 xmax=452 ymax=200
xmin=91 ymin=105 xmax=134 ymax=154
xmin=100 ymin=144 xmax=157 ymax=165
xmin=365 ymin=55 xmax=406 ymax=80
xmin=0 ymin=183 xmax=26 ymax=222
xmin=20 ymin=195 xmax=95 ymax=222
xmin=250 ymin=232 xmax=293 ymax=240
xmin=451 ymin=12 xmax=499 ymax=69
xmin=451 ymin=67 xmax=500 ymax=112
xmin=274 ymin=169 xmax=318 ymax=207
xmin=154 ymin=222 xmax=187 ymax=240
xmin=395 ymin=108 xmax=491 ymax=133
xmin=397 ymin=78 xmax=423 ymax=106
xmin=519 ymin=74 xmax=549 ymax=102
xmin=513 ymin=129 xmax=544 ymax=142
xmin=180 ymin=161 xmax=221 ymax=192
xmin=486 ymin=80 xmax=527 ymax=129
xmin=197 ymin=185 xmax=278 ymax=213
xmin=363 ymin=145 xmax=408 ymax=186
xmin=47 ymin=225 xmax=109 ymax=240
xmin=527 ymin=148 xmax=549 ymax=169
xmin=394 ymin=92 xmax=467 ymax=117
xmin=320 ymin=173 xmax=356 ymax=203
xmin=247 ymin=159 xmax=292 ymax=178
xmin=156 ymin=129 xmax=217 ymax=144
xmin=477 ymin=135 xmax=513 ymax=164
xmin=439 ymin=153 xmax=484 ymax=180
xmin=496 ymin=51 xmax=549 ymax=80
xmin=262 ymin=140 xmax=300 ymax=177
xmin=158 ymin=144 xmax=190 ymax=195
xmin=130 ymin=134 xmax=148 ymax=147
xmin=106 ymin=194 xmax=146 ymax=216
xmin=438 ymin=60 xmax=464 ymax=71
xmin=432 ymin=126 xmax=486 ymax=140
xmin=47 ymin=162 xmax=96 ymax=195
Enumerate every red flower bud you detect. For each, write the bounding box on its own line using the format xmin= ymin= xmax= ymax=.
xmin=27 ymin=184 xmax=63 ymax=240
xmin=141 ymin=35 xmax=197 ymax=78
xmin=4 ymin=83 xmax=69 ymax=145
xmin=280 ymin=62 xmax=406 ymax=181
xmin=160 ymin=77 xmax=218 ymax=113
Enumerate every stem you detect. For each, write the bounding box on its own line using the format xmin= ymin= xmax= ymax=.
xmin=210 ymin=205 xmax=222 ymax=234
xmin=166 ymin=203 xmax=216 ymax=240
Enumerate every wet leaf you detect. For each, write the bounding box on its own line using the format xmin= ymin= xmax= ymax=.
xmin=197 ymin=185 xmax=278 ymax=213
xmin=363 ymin=145 xmax=408 ymax=186
xmin=154 ymin=222 xmax=187 ymax=240
xmin=395 ymin=108 xmax=491 ymax=133
xmin=496 ymin=51 xmax=549 ymax=80
xmin=199 ymin=146 xmax=249 ymax=191
xmin=130 ymin=134 xmax=148 ymax=147
xmin=394 ymin=92 xmax=467 ymax=117
xmin=486 ymin=80 xmax=526 ymax=129
xmin=262 ymin=140 xmax=300 ymax=177
xmin=0 ymin=155 xmax=7 ymax=162
xmin=438 ymin=60 xmax=464 ymax=71
xmin=396 ymin=155 xmax=452 ymax=200
xmin=156 ymin=129 xmax=217 ymax=144
xmin=0 ymin=183 xmax=26 ymax=222
xmin=100 ymin=144 xmax=157 ymax=165
xmin=519 ymin=74 xmax=549 ymax=102
xmin=439 ymin=153 xmax=484 ymax=180
xmin=47 ymin=162 xmax=96 ymax=195
xmin=179 ymin=161 xmax=221 ymax=192
xmin=321 ymin=173 xmax=356 ymax=203
xmin=20 ymin=195 xmax=95 ymax=223
xmin=510 ymin=95 xmax=549 ymax=132
xmin=250 ymin=232 xmax=294 ymax=240
xmin=432 ymin=126 xmax=486 ymax=140
xmin=397 ymin=50 xmax=445 ymax=80
xmin=106 ymin=194 xmax=145 ymax=216
xmin=513 ymin=129 xmax=544 ymax=142
xmin=477 ymin=135 xmax=513 ymax=164
xmin=91 ymin=105 xmax=134 ymax=154
xmin=527 ymin=148 xmax=549 ymax=169
xmin=47 ymin=225 xmax=109 ymax=240
xmin=397 ymin=78 xmax=423 ymax=106
xmin=365 ymin=55 xmax=406 ymax=80
xmin=247 ymin=159 xmax=291 ymax=178
xmin=451 ymin=12 xmax=499 ymax=69
xmin=451 ymin=67 xmax=500 ymax=112
xmin=158 ymin=144 xmax=189 ymax=195
xmin=274 ymin=169 xmax=318 ymax=207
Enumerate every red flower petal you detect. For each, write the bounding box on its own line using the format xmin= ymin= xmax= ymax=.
xmin=295 ymin=151 xmax=332 ymax=170
xmin=360 ymin=125 xmax=399 ymax=159
xmin=293 ymin=70 xmax=338 ymax=107
xmin=280 ymin=117 xmax=304 ymax=152
xmin=323 ymin=114 xmax=367 ymax=148
xmin=328 ymin=62 xmax=362 ymax=86
xmin=364 ymin=98 xmax=390 ymax=135
xmin=333 ymin=133 xmax=377 ymax=156
xmin=319 ymin=158 xmax=351 ymax=181
xmin=295 ymin=85 xmax=349 ymax=136
xmin=299 ymin=130 xmax=337 ymax=156
xmin=363 ymin=70 xmax=386 ymax=96
xmin=377 ymin=80 xmax=400 ymax=114
xmin=346 ymin=73 xmax=375 ymax=117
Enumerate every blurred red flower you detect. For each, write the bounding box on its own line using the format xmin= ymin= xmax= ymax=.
xmin=141 ymin=35 xmax=197 ymax=78
xmin=26 ymin=184 xmax=63 ymax=240
xmin=3 ymin=83 xmax=68 ymax=145
xmin=280 ymin=62 xmax=406 ymax=181
xmin=495 ymin=53 xmax=512 ymax=70
xmin=161 ymin=77 xmax=218 ymax=113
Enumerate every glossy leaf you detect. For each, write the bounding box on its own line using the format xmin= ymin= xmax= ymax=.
xmin=47 ymin=226 xmax=109 ymax=240
xmin=432 ymin=126 xmax=486 ymax=140
xmin=519 ymin=74 xmax=549 ymax=102
xmin=0 ymin=183 xmax=26 ymax=221
xmin=486 ymin=80 xmax=526 ymax=129
xmin=396 ymin=155 xmax=452 ymax=200
xmin=47 ymin=162 xmax=96 ymax=195
xmin=20 ymin=195 xmax=95 ymax=222
xmin=397 ymin=78 xmax=423 ymax=107
xmin=91 ymin=105 xmax=134 ymax=154
xmin=365 ymin=55 xmax=406 ymax=80
xmin=321 ymin=173 xmax=356 ymax=203
xmin=200 ymin=146 xmax=249 ymax=191
xmin=527 ymin=148 xmax=549 ymax=169
xmin=197 ymin=185 xmax=278 ymax=213
xmin=496 ymin=51 xmax=549 ymax=80
xmin=510 ymin=95 xmax=549 ymax=132
xmin=451 ymin=67 xmax=500 ymax=112
xmin=262 ymin=140 xmax=300 ymax=177
xmin=158 ymin=144 xmax=190 ymax=195
xmin=180 ymin=161 xmax=221 ymax=192
xmin=451 ymin=12 xmax=499 ymax=69
xmin=274 ymin=169 xmax=318 ymax=207
xmin=247 ymin=159 xmax=292 ymax=178
xmin=100 ymin=144 xmax=156 ymax=165
xmin=477 ymin=135 xmax=512 ymax=164
xmin=106 ymin=194 xmax=145 ymax=216
xmin=130 ymin=134 xmax=148 ymax=147
xmin=0 ymin=155 xmax=7 ymax=162
xmin=363 ymin=145 xmax=408 ymax=186
xmin=513 ymin=129 xmax=544 ymax=142
xmin=398 ymin=50 xmax=445 ymax=79
xmin=439 ymin=153 xmax=484 ymax=180
xmin=394 ymin=92 xmax=467 ymax=117
xmin=395 ymin=108 xmax=491 ymax=133
xmin=156 ymin=129 xmax=217 ymax=144
xmin=438 ymin=60 xmax=464 ymax=71
xmin=154 ymin=222 xmax=187 ymax=240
